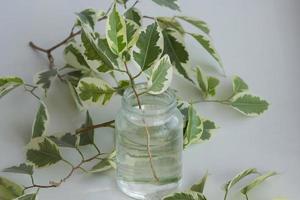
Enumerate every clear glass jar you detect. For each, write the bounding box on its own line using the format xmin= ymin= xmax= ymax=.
xmin=115 ymin=84 xmax=183 ymax=199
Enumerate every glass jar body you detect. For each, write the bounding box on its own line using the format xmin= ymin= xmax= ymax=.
xmin=115 ymin=87 xmax=183 ymax=199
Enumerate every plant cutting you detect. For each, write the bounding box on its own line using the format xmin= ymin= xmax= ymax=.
xmin=0 ymin=0 xmax=273 ymax=199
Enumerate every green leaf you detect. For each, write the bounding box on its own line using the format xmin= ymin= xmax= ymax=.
xmin=106 ymin=4 xmax=127 ymax=55
xmin=151 ymin=0 xmax=180 ymax=11
xmin=125 ymin=19 xmax=140 ymax=49
xmin=176 ymin=16 xmax=210 ymax=34
xmin=3 ymin=163 xmax=33 ymax=176
xmin=0 ymin=176 xmax=24 ymax=200
xmin=148 ymin=55 xmax=173 ymax=94
xmin=0 ymin=76 xmax=23 ymax=99
xmin=67 ymin=81 xmax=84 ymax=111
xmin=32 ymin=102 xmax=49 ymax=138
xmin=223 ymin=168 xmax=258 ymax=200
xmin=232 ymin=76 xmax=249 ymax=94
xmin=124 ymin=7 xmax=142 ymax=26
xmin=34 ymin=69 xmax=57 ymax=93
xmin=78 ymin=15 xmax=117 ymax=72
xmin=207 ymin=76 xmax=219 ymax=96
xmin=190 ymin=172 xmax=208 ymax=193
xmin=64 ymin=41 xmax=90 ymax=71
xmin=195 ymin=67 xmax=208 ymax=95
xmin=163 ymin=191 xmax=207 ymax=200
xmin=184 ymin=105 xmax=203 ymax=148
xmin=75 ymin=8 xmax=105 ymax=30
xmin=157 ymin=17 xmax=185 ymax=35
xmin=116 ymin=80 xmax=130 ymax=95
xmin=48 ymin=133 xmax=78 ymax=148
xmin=26 ymin=137 xmax=62 ymax=168
xmin=89 ymin=159 xmax=113 ymax=173
xmin=76 ymin=77 xmax=115 ymax=106
xmin=189 ymin=33 xmax=223 ymax=69
xmin=79 ymin=111 xmax=94 ymax=146
xmin=133 ymin=22 xmax=163 ymax=71
xmin=240 ymin=171 xmax=277 ymax=195
xmin=229 ymin=92 xmax=269 ymax=116
xmin=162 ymin=30 xmax=191 ymax=81
xmin=15 ymin=193 xmax=37 ymax=200
xmin=200 ymin=119 xmax=218 ymax=140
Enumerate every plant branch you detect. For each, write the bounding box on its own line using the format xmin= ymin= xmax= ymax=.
xmin=123 ymin=61 xmax=160 ymax=182
xmin=75 ymin=120 xmax=115 ymax=135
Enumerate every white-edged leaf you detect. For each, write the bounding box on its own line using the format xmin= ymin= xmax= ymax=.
xmin=162 ymin=29 xmax=191 ymax=81
xmin=176 ymin=16 xmax=210 ymax=34
xmin=195 ymin=67 xmax=208 ymax=95
xmin=189 ymin=33 xmax=223 ymax=69
xmin=200 ymin=119 xmax=218 ymax=141
xmin=163 ymin=191 xmax=207 ymax=200
xmin=32 ymin=102 xmax=49 ymax=138
xmin=157 ymin=17 xmax=185 ymax=35
xmin=133 ymin=22 xmax=163 ymax=71
xmin=224 ymin=168 xmax=258 ymax=200
xmin=106 ymin=4 xmax=127 ymax=55
xmin=0 ymin=76 xmax=23 ymax=99
xmin=125 ymin=19 xmax=140 ymax=49
xmin=77 ymin=14 xmax=118 ymax=72
xmin=232 ymin=76 xmax=249 ymax=94
xmin=48 ymin=133 xmax=78 ymax=148
xmin=124 ymin=7 xmax=142 ymax=26
xmin=190 ymin=171 xmax=208 ymax=193
xmin=241 ymin=171 xmax=277 ymax=195
xmin=184 ymin=105 xmax=203 ymax=148
xmin=67 ymin=81 xmax=85 ymax=111
xmin=76 ymin=77 xmax=115 ymax=106
xmin=148 ymin=55 xmax=173 ymax=94
xmin=26 ymin=137 xmax=62 ymax=168
xmin=3 ymin=163 xmax=33 ymax=176
xmin=207 ymin=76 xmax=219 ymax=96
xmin=75 ymin=8 xmax=105 ymax=30
xmin=34 ymin=69 xmax=57 ymax=93
xmin=229 ymin=92 xmax=269 ymax=116
xmin=0 ymin=176 xmax=24 ymax=200
xmin=78 ymin=111 xmax=94 ymax=146
xmin=64 ymin=41 xmax=91 ymax=72
xmin=89 ymin=159 xmax=113 ymax=173
xmin=151 ymin=0 xmax=180 ymax=11
xmin=14 ymin=193 xmax=37 ymax=200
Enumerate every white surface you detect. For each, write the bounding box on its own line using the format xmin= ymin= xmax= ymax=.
xmin=0 ymin=0 xmax=299 ymax=199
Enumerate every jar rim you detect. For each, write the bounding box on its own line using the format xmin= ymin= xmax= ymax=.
xmin=122 ymin=83 xmax=177 ymax=116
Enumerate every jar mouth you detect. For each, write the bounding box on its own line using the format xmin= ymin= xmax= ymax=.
xmin=122 ymin=83 xmax=176 ymax=116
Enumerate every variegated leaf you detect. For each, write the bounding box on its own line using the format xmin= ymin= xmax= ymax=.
xmin=162 ymin=29 xmax=191 ymax=81
xmin=89 ymin=159 xmax=113 ymax=173
xmin=34 ymin=69 xmax=57 ymax=93
xmin=195 ymin=67 xmax=219 ymax=98
xmin=106 ymin=4 xmax=127 ymax=55
xmin=26 ymin=137 xmax=62 ymax=168
xmin=207 ymin=77 xmax=219 ymax=96
xmin=200 ymin=119 xmax=218 ymax=141
xmin=67 ymin=81 xmax=84 ymax=111
xmin=151 ymin=0 xmax=180 ymax=11
xmin=232 ymin=76 xmax=249 ymax=94
xmin=229 ymin=92 xmax=269 ymax=116
xmin=124 ymin=7 xmax=142 ymax=26
xmin=0 ymin=176 xmax=24 ymax=200
xmin=14 ymin=193 xmax=37 ymax=200
xmin=157 ymin=17 xmax=185 ymax=35
xmin=241 ymin=171 xmax=277 ymax=195
xmin=184 ymin=105 xmax=203 ymax=148
xmin=64 ymin=41 xmax=90 ymax=71
xmin=75 ymin=8 xmax=105 ymax=30
xmin=32 ymin=102 xmax=49 ymax=138
xmin=176 ymin=16 xmax=210 ymax=34
xmin=76 ymin=77 xmax=115 ymax=106
xmin=148 ymin=55 xmax=173 ymax=94
xmin=0 ymin=76 xmax=23 ymax=99
xmin=125 ymin=19 xmax=140 ymax=49
xmin=3 ymin=163 xmax=33 ymax=176
xmin=189 ymin=33 xmax=223 ymax=70
xmin=163 ymin=191 xmax=206 ymax=200
xmin=133 ymin=22 xmax=163 ymax=71
xmin=190 ymin=171 xmax=208 ymax=193
xmin=48 ymin=133 xmax=78 ymax=148
xmin=79 ymin=111 xmax=94 ymax=146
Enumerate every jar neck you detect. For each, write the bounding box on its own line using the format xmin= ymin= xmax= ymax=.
xmin=122 ymin=83 xmax=177 ymax=118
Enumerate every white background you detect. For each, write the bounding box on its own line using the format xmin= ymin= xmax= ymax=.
xmin=0 ymin=0 xmax=299 ymax=199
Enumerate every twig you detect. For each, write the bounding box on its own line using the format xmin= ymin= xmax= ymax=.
xmin=123 ymin=62 xmax=160 ymax=182
xmin=75 ymin=120 xmax=115 ymax=135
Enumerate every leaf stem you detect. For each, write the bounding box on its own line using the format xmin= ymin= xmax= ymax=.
xmin=75 ymin=120 xmax=115 ymax=135
xmin=123 ymin=61 xmax=160 ymax=182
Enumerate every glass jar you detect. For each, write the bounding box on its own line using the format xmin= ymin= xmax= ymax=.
xmin=115 ymin=84 xmax=183 ymax=199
